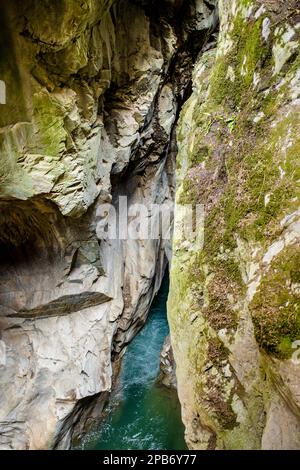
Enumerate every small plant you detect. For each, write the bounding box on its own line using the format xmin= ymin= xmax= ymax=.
xmin=226 ymin=116 xmax=237 ymax=133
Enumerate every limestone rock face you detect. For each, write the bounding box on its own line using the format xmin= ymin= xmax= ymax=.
xmin=168 ymin=0 xmax=300 ymax=450
xmin=0 ymin=0 xmax=218 ymax=450
xmin=157 ymin=335 xmax=177 ymax=389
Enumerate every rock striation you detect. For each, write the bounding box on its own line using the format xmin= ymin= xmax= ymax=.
xmin=0 ymin=0 xmax=218 ymax=449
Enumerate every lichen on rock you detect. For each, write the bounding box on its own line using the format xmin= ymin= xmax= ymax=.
xmin=168 ymin=0 xmax=300 ymax=450
xmin=0 ymin=0 xmax=219 ymax=450
xmin=1 ymin=0 xmax=299 ymax=452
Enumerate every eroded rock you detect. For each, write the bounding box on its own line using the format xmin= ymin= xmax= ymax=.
xmin=0 ymin=0 xmax=218 ymax=449
xmin=168 ymin=0 xmax=300 ymax=450
xmin=157 ymin=335 xmax=177 ymax=389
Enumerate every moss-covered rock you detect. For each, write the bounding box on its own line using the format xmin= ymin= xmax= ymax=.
xmin=250 ymin=244 xmax=300 ymax=359
xmin=169 ymin=0 xmax=300 ymax=450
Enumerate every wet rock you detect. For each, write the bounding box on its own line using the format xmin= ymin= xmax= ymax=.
xmin=157 ymin=336 xmax=177 ymax=389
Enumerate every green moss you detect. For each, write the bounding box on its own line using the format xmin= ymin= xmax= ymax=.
xmin=235 ymin=110 xmax=299 ymax=241
xmin=169 ymin=1 xmax=300 ymax=449
xmin=250 ymin=244 xmax=300 ymax=359
xmin=189 ymin=17 xmax=298 ymax=257
xmin=208 ymin=2 xmax=276 ymax=112
xmin=175 ymin=6 xmax=300 ymax=355
xmin=189 ymin=145 xmax=209 ymax=168
xmin=240 ymin=0 xmax=254 ymax=6
xmin=0 ymin=7 xmax=30 ymax=127
xmin=202 ymin=103 xmax=300 ymax=257
xmin=33 ymin=90 xmax=67 ymax=157
xmin=177 ymin=177 xmax=197 ymax=205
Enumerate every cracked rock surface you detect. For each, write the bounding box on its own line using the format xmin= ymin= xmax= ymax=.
xmin=0 ymin=0 xmax=218 ymax=449
xmin=168 ymin=0 xmax=300 ymax=450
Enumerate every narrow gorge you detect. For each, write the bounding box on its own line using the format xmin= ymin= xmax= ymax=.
xmin=0 ymin=0 xmax=299 ymax=451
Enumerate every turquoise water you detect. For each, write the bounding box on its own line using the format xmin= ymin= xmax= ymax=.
xmin=80 ymin=274 xmax=187 ymax=450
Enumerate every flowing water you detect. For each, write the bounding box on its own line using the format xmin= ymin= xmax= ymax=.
xmin=79 ymin=274 xmax=187 ymax=450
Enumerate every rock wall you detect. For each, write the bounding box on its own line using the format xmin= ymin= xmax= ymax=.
xmin=0 ymin=0 xmax=218 ymax=449
xmin=157 ymin=335 xmax=177 ymax=389
xmin=169 ymin=0 xmax=300 ymax=450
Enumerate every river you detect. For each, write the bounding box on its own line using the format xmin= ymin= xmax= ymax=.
xmin=78 ymin=273 xmax=187 ymax=450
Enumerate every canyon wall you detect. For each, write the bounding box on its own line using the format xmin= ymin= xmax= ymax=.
xmin=0 ymin=0 xmax=218 ymax=449
xmin=2 ymin=0 xmax=298 ymax=452
xmin=169 ymin=0 xmax=300 ymax=450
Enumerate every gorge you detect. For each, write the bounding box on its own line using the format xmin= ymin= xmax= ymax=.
xmin=0 ymin=0 xmax=300 ymax=451
xmin=78 ymin=273 xmax=186 ymax=451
